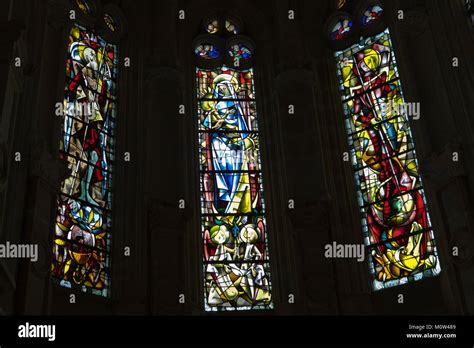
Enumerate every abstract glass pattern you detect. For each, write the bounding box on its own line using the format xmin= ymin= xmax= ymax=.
xmin=362 ymin=5 xmax=383 ymax=26
xmin=227 ymin=44 xmax=252 ymax=60
xmin=331 ymin=18 xmax=352 ymax=40
xmin=335 ymin=28 xmax=440 ymax=290
xmin=196 ymin=67 xmax=272 ymax=311
xmin=52 ymin=25 xmax=118 ymax=297
xmin=195 ymin=44 xmax=220 ymax=59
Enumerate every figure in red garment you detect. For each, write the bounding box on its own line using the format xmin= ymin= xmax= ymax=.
xmin=65 ymin=32 xmax=109 ymax=207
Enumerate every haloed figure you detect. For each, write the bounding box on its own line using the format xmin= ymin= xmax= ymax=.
xmin=201 ymin=74 xmax=257 ymax=229
xmin=64 ymin=42 xmax=110 ymax=208
xmin=206 ymin=225 xmax=241 ymax=305
xmin=237 ymin=224 xmax=271 ymax=304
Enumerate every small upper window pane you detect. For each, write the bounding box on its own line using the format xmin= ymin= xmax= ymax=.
xmin=104 ymin=13 xmax=117 ymax=32
xmin=206 ymin=19 xmax=219 ymax=34
xmin=331 ymin=18 xmax=353 ymax=40
xmin=228 ymin=44 xmax=252 ymax=59
xmin=336 ymin=0 xmax=346 ymax=9
xmin=362 ymin=5 xmax=384 ymax=26
xmin=195 ymin=44 xmax=220 ymax=59
xmin=225 ymin=19 xmax=240 ymax=34
xmin=75 ymin=0 xmax=91 ymax=14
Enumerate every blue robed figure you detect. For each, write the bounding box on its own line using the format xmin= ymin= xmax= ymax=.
xmin=203 ymin=75 xmax=252 ymax=230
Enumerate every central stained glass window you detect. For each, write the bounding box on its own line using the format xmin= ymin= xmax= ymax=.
xmin=196 ymin=26 xmax=273 ymax=309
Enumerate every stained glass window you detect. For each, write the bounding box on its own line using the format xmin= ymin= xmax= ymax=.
xmin=206 ymin=19 xmax=219 ymax=34
xmin=334 ymin=28 xmax=441 ymax=291
xmin=225 ymin=19 xmax=240 ymax=34
xmin=331 ymin=18 xmax=353 ymax=41
xmin=362 ymin=5 xmax=384 ymax=26
xmin=75 ymin=0 xmax=91 ymax=14
xmin=195 ymin=44 xmax=220 ymax=59
xmin=336 ymin=0 xmax=346 ymax=9
xmin=104 ymin=13 xmax=117 ymax=32
xmin=227 ymin=44 xmax=252 ymax=60
xmin=51 ymin=24 xmax=118 ymax=297
xmin=196 ymin=64 xmax=272 ymax=310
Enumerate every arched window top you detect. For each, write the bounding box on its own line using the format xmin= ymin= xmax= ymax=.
xmin=202 ymin=15 xmax=243 ymax=36
xmin=194 ymin=16 xmax=255 ymax=71
xmin=70 ymin=1 xmax=127 ymax=44
xmin=325 ymin=2 xmax=386 ymax=50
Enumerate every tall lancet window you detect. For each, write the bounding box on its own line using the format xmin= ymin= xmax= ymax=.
xmin=328 ymin=3 xmax=441 ymax=291
xmin=51 ymin=1 xmax=121 ymax=297
xmin=194 ymin=17 xmax=273 ymax=311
